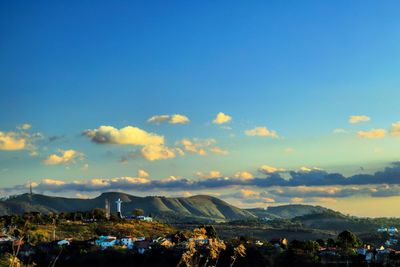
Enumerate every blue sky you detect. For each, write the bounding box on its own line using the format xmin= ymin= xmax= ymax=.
xmin=1 ymin=1 xmax=400 ymax=216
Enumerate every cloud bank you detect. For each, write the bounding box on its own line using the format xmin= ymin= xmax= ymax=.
xmin=5 ymin=162 xmax=400 ymax=195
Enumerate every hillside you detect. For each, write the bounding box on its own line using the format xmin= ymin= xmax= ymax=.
xmin=0 ymin=192 xmax=255 ymax=222
xmin=253 ymin=204 xmax=333 ymax=219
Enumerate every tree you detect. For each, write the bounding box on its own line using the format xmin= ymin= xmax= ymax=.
xmin=203 ymin=225 xmax=218 ymax=239
xmin=337 ymin=230 xmax=362 ymax=249
xmin=91 ymin=208 xmax=106 ymax=220
xmin=316 ymin=239 xmax=325 ymax=247
xmin=133 ymin=208 xmax=144 ymax=217
xmin=326 ymin=238 xmax=336 ymax=248
xmin=304 ymin=240 xmax=320 ymax=253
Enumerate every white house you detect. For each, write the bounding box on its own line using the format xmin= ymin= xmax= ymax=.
xmin=120 ymin=236 xmax=134 ymax=249
xmin=378 ymin=227 xmax=388 ymax=233
xmin=255 ymin=240 xmax=264 ymax=246
xmin=136 ymin=216 xmax=153 ymax=222
xmin=388 ymin=227 xmax=398 ymax=235
xmin=57 ymin=239 xmax=71 ymax=246
xmin=96 ymin=236 xmax=117 ymax=249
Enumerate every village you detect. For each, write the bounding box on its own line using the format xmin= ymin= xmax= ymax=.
xmin=1 ymin=198 xmax=400 ymax=266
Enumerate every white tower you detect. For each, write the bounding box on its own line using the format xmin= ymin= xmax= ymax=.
xmin=105 ymin=199 xmax=110 ymax=220
xmin=116 ymin=198 xmax=123 ymax=218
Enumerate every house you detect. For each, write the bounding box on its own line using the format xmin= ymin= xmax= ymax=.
xmin=378 ymin=227 xmax=388 ymax=233
xmin=255 ymin=240 xmax=264 ymax=246
xmin=270 ymin=238 xmax=288 ymax=248
xmin=95 ymin=236 xmax=117 ymax=249
xmin=135 ymin=236 xmax=146 ymax=241
xmin=319 ymin=248 xmax=337 ymax=256
xmin=189 ymin=237 xmax=211 ymax=246
xmin=136 ymin=216 xmax=153 ymax=222
xmin=388 ymin=227 xmax=398 ymax=235
xmin=120 ymin=236 xmax=134 ymax=249
xmin=57 ymin=239 xmax=71 ymax=246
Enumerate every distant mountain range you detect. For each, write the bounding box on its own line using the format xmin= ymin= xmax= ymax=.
xmin=2 ymin=192 xmax=391 ymax=231
xmin=0 ymin=192 xmax=255 ymax=222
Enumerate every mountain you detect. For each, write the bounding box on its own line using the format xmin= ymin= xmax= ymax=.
xmin=0 ymin=192 xmax=255 ymax=222
xmin=247 ymin=204 xmax=334 ymax=219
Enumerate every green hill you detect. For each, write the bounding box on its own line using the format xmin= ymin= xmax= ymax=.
xmin=0 ymin=192 xmax=255 ymax=222
xmin=262 ymin=204 xmax=332 ymax=219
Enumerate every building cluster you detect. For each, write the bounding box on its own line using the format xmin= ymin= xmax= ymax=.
xmin=377 ymin=226 xmax=399 ymax=246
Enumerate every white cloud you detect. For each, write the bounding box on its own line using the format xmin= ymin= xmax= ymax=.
xmin=391 ymin=122 xmax=400 ymax=137
xmin=349 ymin=115 xmax=370 ymax=124
xmin=41 ymin=178 xmax=66 ymax=186
xmin=0 ymin=132 xmax=27 ymax=150
xmin=210 ymin=147 xmax=229 ymax=155
xmin=140 ymin=145 xmax=178 ymax=161
xmin=291 ymin=197 xmax=304 ymax=203
xmin=234 ymin=171 xmax=254 ymax=180
xmin=83 ymin=125 xmax=164 ymax=146
xmin=17 ymin=123 xmax=32 ymax=130
xmin=195 ymin=171 xmax=222 ymax=179
xmin=176 ymin=138 xmax=217 ymax=156
xmin=232 ymin=189 xmax=276 ymax=204
xmin=148 ymin=114 xmax=190 ymax=124
xmin=212 ymin=112 xmax=232 ymax=124
xmin=357 ymin=129 xmax=386 ymax=139
xmin=170 ymin=114 xmax=190 ymax=124
xmin=245 ymin=127 xmax=278 ymax=138
xmin=43 ymin=149 xmax=84 ymax=165
xmin=138 ymin=169 xmax=150 ymax=178
xmin=259 ymin=165 xmax=286 ymax=174
xmin=147 ymin=115 xmax=170 ymax=123
xmin=238 ymin=189 xmax=259 ymax=198
xmin=297 ymin=166 xmax=323 ymax=172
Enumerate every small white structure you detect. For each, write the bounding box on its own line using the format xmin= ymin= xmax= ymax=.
xmin=120 ymin=236 xmax=134 ymax=249
xmin=57 ymin=239 xmax=71 ymax=246
xmin=255 ymin=240 xmax=264 ymax=246
xmin=136 ymin=216 xmax=153 ymax=222
xmin=136 ymin=236 xmax=146 ymax=241
xmin=378 ymin=227 xmax=388 ymax=233
xmin=388 ymin=227 xmax=398 ymax=235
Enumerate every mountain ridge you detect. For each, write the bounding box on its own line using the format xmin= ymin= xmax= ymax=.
xmin=0 ymin=192 xmax=255 ymax=222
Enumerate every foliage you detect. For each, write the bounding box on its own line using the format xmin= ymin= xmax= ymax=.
xmin=133 ymin=208 xmax=145 ymax=217
xmin=337 ymin=230 xmax=362 ymax=249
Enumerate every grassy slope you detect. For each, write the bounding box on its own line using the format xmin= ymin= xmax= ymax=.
xmin=0 ymin=192 xmax=255 ymax=222
xmin=26 ymin=221 xmax=175 ymax=242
